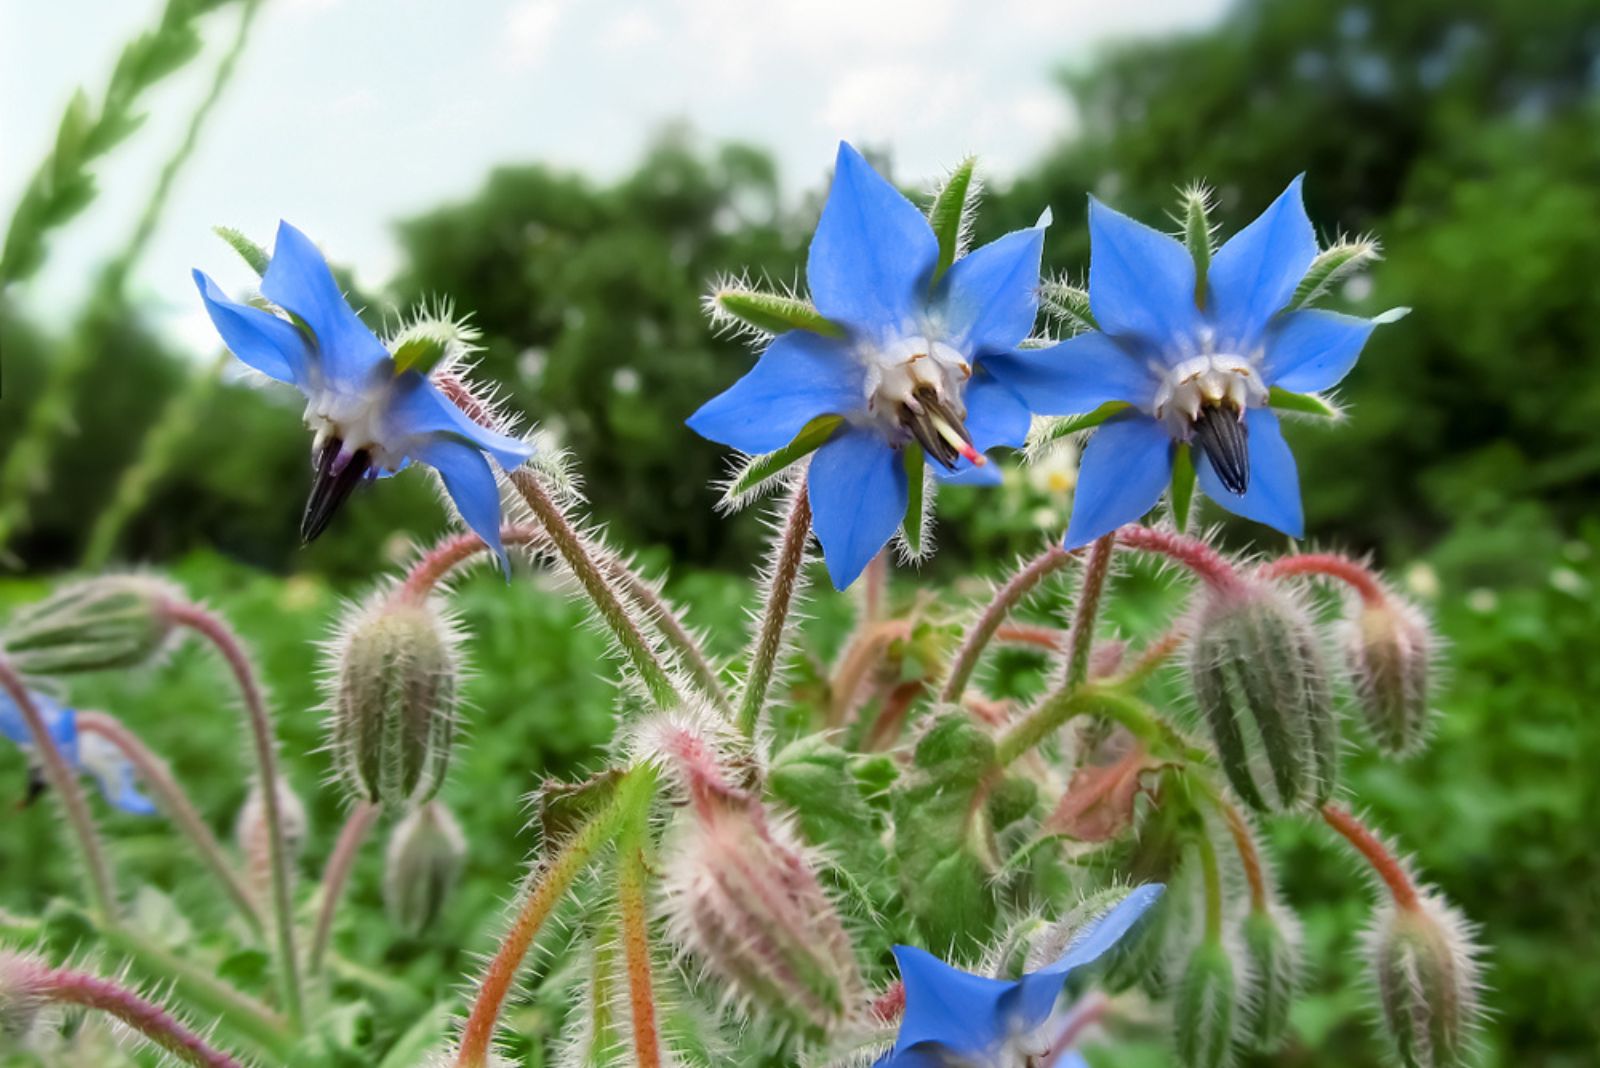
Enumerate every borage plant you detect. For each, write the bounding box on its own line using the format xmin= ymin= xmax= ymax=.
xmin=0 ymin=146 xmax=1481 ymax=1068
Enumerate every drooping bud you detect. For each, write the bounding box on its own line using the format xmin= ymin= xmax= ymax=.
xmin=235 ymin=776 xmax=307 ymax=901
xmin=1240 ymin=903 xmax=1302 ymax=1051
xmin=1342 ymin=592 xmax=1436 ymax=757
xmin=1189 ymin=582 xmax=1339 ymax=811
xmin=0 ymin=950 xmax=49 ymax=1042
xmin=1174 ymin=940 xmax=1238 ymax=1068
xmin=1366 ymin=893 xmax=1483 ymax=1068
xmin=1 ymin=576 xmax=179 ymax=677
xmin=384 ymin=801 xmax=466 ymax=934
xmin=326 ymin=593 xmax=462 ymax=808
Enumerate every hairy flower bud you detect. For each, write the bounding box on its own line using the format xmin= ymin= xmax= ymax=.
xmin=1023 ymin=884 xmax=1151 ymax=974
xmin=0 ymin=950 xmax=49 ymax=1042
xmin=1241 ymin=903 xmax=1302 ymax=1051
xmin=1189 ymin=583 xmax=1338 ymax=811
xmin=327 ymin=594 xmax=462 ymax=808
xmin=1343 ymin=593 xmax=1435 ymax=757
xmin=384 ymin=801 xmax=466 ymax=934
xmin=1367 ymin=893 xmax=1483 ymax=1068
xmin=235 ymin=776 xmax=307 ymax=900
xmin=1174 ymin=940 xmax=1238 ymax=1068
xmin=1 ymin=576 xmax=178 ymax=677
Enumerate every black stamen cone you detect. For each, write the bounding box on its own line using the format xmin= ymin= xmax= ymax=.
xmin=901 ymin=383 xmax=970 ymax=470
xmin=22 ymin=765 xmax=48 ymax=808
xmin=1193 ymin=405 xmax=1250 ymax=495
xmin=301 ymin=439 xmax=372 ymax=543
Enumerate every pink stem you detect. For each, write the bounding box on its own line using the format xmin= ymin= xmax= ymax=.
xmin=308 ymin=801 xmax=379 ymax=974
xmin=1321 ymin=803 xmax=1419 ymax=911
xmin=1258 ymin=552 xmax=1386 ymax=606
xmin=1115 ymin=525 xmax=1241 ymax=592
xmin=941 ymin=544 xmax=1078 ymax=703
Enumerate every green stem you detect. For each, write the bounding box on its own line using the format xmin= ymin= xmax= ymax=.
xmin=616 ymin=803 xmax=662 ymax=1068
xmin=1194 ymin=822 xmax=1224 ymax=941
xmin=997 ymin=683 xmax=1209 ymax=767
xmin=738 ymin=485 xmax=811 ymax=736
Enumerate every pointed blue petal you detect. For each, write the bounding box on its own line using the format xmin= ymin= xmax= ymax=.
xmin=413 ymin=438 xmax=512 ymax=574
xmin=1063 ymin=415 xmax=1174 ymax=549
xmin=79 ymin=735 xmax=158 ymax=816
xmin=1197 ymin=408 xmax=1304 ymax=537
xmin=808 ymin=427 xmax=907 ymax=590
xmin=193 ymin=271 xmax=312 ymax=388
xmin=807 ymin=143 xmax=939 ymax=339
xmin=1207 ymin=176 xmax=1317 ymax=345
xmin=260 ymin=221 xmax=390 ymax=387
xmin=1087 ymin=198 xmax=1202 ymax=350
xmin=938 ymin=226 xmax=1046 ymax=355
xmin=889 ymin=945 xmax=1013 ymax=1058
xmin=0 ymin=690 xmax=79 ymax=764
xmin=982 ymin=332 xmax=1158 ymax=416
xmin=384 ymin=374 xmax=534 ymax=471
xmin=687 ymin=332 xmax=862 ymax=455
xmin=1261 ymin=308 xmax=1376 ymax=392
xmin=1007 ymin=884 xmax=1165 ymax=1032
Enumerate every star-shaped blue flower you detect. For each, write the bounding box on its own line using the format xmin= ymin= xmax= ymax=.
xmin=986 ymin=178 xmax=1388 ymax=548
xmin=689 ymin=143 xmax=1048 ymax=589
xmin=879 ymin=884 xmax=1163 ymax=1067
xmin=194 ymin=222 xmax=533 ymax=570
xmin=1 ymin=690 xmax=156 ymax=815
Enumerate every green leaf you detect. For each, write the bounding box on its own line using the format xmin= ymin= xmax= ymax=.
xmin=391 ymin=335 xmax=448 ymax=375
xmin=1180 ymin=183 xmax=1215 ymax=301
xmin=214 ymin=226 xmax=269 ymax=277
xmin=1038 ymin=278 xmax=1097 ymax=333
xmin=1028 ymin=402 xmax=1131 ymax=453
xmin=50 ymin=91 xmax=95 ymax=181
xmin=712 ymin=287 xmax=844 ymax=338
xmin=769 ymin=737 xmax=890 ymax=889
xmin=927 ymin=156 xmax=978 ymax=281
xmin=1267 ymin=386 xmax=1343 ymax=420
xmin=537 ymin=768 xmax=622 ymax=844
xmin=1171 ymin=443 xmax=1196 ymax=531
xmin=724 ymin=415 xmax=843 ymax=504
xmin=1289 ymin=236 xmax=1382 ymax=309
xmin=901 ymin=445 xmax=927 ymax=558
xmin=377 ymin=1001 xmax=458 ymax=1068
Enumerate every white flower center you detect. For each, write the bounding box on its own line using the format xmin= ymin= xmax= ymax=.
xmin=858 ymin=336 xmax=982 ymax=468
xmin=304 ymin=381 xmax=403 ymax=472
xmin=1150 ymin=353 xmax=1268 ymax=439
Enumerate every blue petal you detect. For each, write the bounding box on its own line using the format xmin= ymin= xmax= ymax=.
xmin=1197 ymin=407 xmax=1304 ymax=537
xmin=926 ymin=373 xmax=1030 ymax=486
xmin=808 ymin=427 xmax=908 ymax=590
xmin=0 ymin=690 xmax=79 ymax=765
xmin=807 ymin=143 xmax=939 ymax=339
xmin=384 ymin=374 xmax=534 ymax=471
xmin=1261 ymin=308 xmax=1376 ymax=393
xmin=1086 ymin=198 xmax=1202 ymax=351
xmin=888 ymin=945 xmax=1012 ymax=1058
xmin=193 ymin=271 xmax=312 ymax=388
xmin=937 ymin=226 xmax=1046 ymax=355
xmin=260 ymin=221 xmax=390 ymax=387
xmin=687 ymin=332 xmax=862 ymax=455
xmin=1008 ymin=884 xmax=1166 ymax=1031
xmin=79 ymin=736 xmax=158 ymax=817
xmin=982 ymin=332 xmax=1157 ymax=416
xmin=1063 ymin=415 xmax=1174 ymax=549
xmin=413 ymin=438 xmax=512 ymax=574
xmin=1207 ymin=176 xmax=1317 ymax=345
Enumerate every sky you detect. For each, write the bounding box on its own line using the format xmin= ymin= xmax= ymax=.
xmin=0 ymin=0 xmax=1228 ymax=352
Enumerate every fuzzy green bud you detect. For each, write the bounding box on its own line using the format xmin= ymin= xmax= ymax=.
xmin=1190 ymin=584 xmax=1338 ymax=811
xmin=1344 ymin=594 xmax=1435 ymax=757
xmin=384 ymin=801 xmax=466 ymax=934
xmin=1241 ymin=904 xmax=1302 ymax=1051
xmin=235 ymin=776 xmax=307 ymax=903
xmin=327 ymin=595 xmax=462 ymax=808
xmin=1368 ymin=894 xmax=1483 ymax=1068
xmin=1174 ymin=940 xmax=1238 ymax=1068
xmin=1 ymin=576 xmax=178 ymax=677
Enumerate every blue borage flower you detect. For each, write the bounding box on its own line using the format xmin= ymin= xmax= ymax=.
xmin=878 ymin=884 xmax=1163 ymax=1067
xmin=689 ymin=143 xmax=1049 ymax=589
xmin=0 ymin=689 xmax=156 ymax=815
xmin=194 ymin=222 xmax=533 ymax=570
xmin=997 ymin=179 xmax=1392 ymax=548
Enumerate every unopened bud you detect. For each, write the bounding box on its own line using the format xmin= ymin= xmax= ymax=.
xmin=1240 ymin=903 xmax=1302 ymax=1051
xmin=1 ymin=576 xmax=178 ymax=677
xmin=662 ymin=789 xmax=864 ymax=1035
xmin=327 ymin=594 xmax=461 ymax=808
xmin=1023 ymin=884 xmax=1151 ymax=974
xmin=0 ymin=950 xmax=49 ymax=1041
xmin=1189 ymin=583 xmax=1338 ymax=811
xmin=384 ymin=801 xmax=466 ymax=934
xmin=1367 ymin=893 xmax=1483 ymax=1068
xmin=1343 ymin=593 xmax=1435 ymax=757
xmin=1174 ymin=940 xmax=1237 ymax=1068
xmin=235 ymin=776 xmax=307 ymax=900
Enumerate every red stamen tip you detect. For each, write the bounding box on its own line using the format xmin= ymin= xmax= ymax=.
xmin=959 ymin=442 xmax=985 ymax=466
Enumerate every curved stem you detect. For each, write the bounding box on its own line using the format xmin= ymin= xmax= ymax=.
xmin=0 ymin=658 xmax=117 ymax=921
xmin=1321 ymin=803 xmax=1419 ymax=911
xmin=26 ymin=962 xmax=247 ymax=1068
xmin=738 ymin=486 xmax=811 ymax=737
xmin=1115 ymin=525 xmax=1241 ymax=592
xmin=309 ymin=801 xmax=379 ymax=975
xmin=941 ymin=545 xmax=1075 ymax=703
xmin=616 ymin=809 xmax=662 ymax=1068
xmin=164 ymin=602 xmax=302 ymax=1027
xmin=828 ymin=620 xmax=910 ymax=727
xmin=1258 ymin=552 xmax=1386 ymax=607
xmin=1194 ymin=825 xmax=1224 ymax=941
xmin=1115 ymin=626 xmax=1188 ymax=689
xmin=1064 ymin=534 xmax=1116 ymax=690
xmin=76 ymin=712 xmax=261 ymax=933
xmin=1219 ymin=796 xmax=1267 ymax=910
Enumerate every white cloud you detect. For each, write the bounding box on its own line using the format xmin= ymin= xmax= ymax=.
xmin=501 ymin=0 xmax=567 ymax=69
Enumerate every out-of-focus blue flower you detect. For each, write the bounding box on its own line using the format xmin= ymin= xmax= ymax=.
xmin=194 ymin=222 xmax=533 ymax=570
xmin=0 ymin=690 xmax=155 ymax=815
xmin=992 ymin=179 xmax=1388 ymax=548
xmin=878 ymin=884 xmax=1163 ymax=1067
xmin=689 ymin=143 xmax=1048 ymax=589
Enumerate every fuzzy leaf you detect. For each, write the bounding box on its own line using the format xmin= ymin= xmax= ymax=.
xmin=537 ymin=768 xmax=622 ymax=844
xmin=214 ymin=226 xmax=269 ymax=277
xmin=769 ymin=736 xmax=892 ymax=907
xmin=723 ymin=414 xmax=843 ymax=505
xmin=901 ymin=445 xmax=927 ymax=558
xmin=1267 ymin=387 xmax=1342 ymax=420
xmin=1029 ymin=402 xmax=1131 ymax=453
xmin=1038 ymin=279 xmax=1098 ymax=333
xmin=928 ymin=156 xmax=978 ymax=281
xmin=1289 ymin=237 xmax=1382 ymax=309
xmin=391 ymin=335 xmax=449 ymax=376
xmin=1181 ymin=184 xmax=1216 ymax=301
xmin=712 ymin=288 xmax=844 ymax=338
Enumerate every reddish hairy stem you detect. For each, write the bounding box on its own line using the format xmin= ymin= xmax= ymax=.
xmin=1220 ymin=799 xmax=1268 ymax=910
xmin=1115 ymin=525 xmax=1241 ymax=592
xmin=1258 ymin=553 xmax=1386 ymax=607
xmin=28 ymin=963 xmax=246 ymax=1067
xmin=870 ymin=981 xmax=905 ymax=1023
xmin=828 ymin=619 xmax=911 ymax=727
xmin=617 ymin=838 xmax=662 ymax=1068
xmin=739 ymin=486 xmax=811 ymax=737
xmin=993 ymin=623 xmax=1067 ymax=651
xmin=1042 ymin=991 xmax=1111 ymax=1066
xmin=862 ymin=550 xmax=889 ymax=622
xmin=1065 ymin=534 xmax=1117 ymax=689
xmin=1321 ymin=803 xmax=1419 ymax=911
xmin=308 ymin=801 xmax=379 ymax=975
xmin=941 ymin=544 xmax=1076 ymax=703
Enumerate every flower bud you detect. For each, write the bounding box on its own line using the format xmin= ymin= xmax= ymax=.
xmin=327 ymin=594 xmax=462 ymax=808
xmin=1240 ymin=903 xmax=1302 ymax=1051
xmin=1367 ymin=893 xmax=1483 ymax=1068
xmin=661 ymin=788 xmax=864 ymax=1035
xmin=1343 ymin=593 xmax=1435 ymax=757
xmin=1174 ymin=940 xmax=1237 ymax=1068
xmin=1023 ymin=884 xmax=1151 ymax=974
xmin=1189 ymin=583 xmax=1338 ymax=811
xmin=384 ymin=801 xmax=466 ymax=934
xmin=0 ymin=950 xmax=49 ymax=1042
xmin=235 ymin=776 xmax=307 ymax=901
xmin=1 ymin=576 xmax=178 ymax=677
